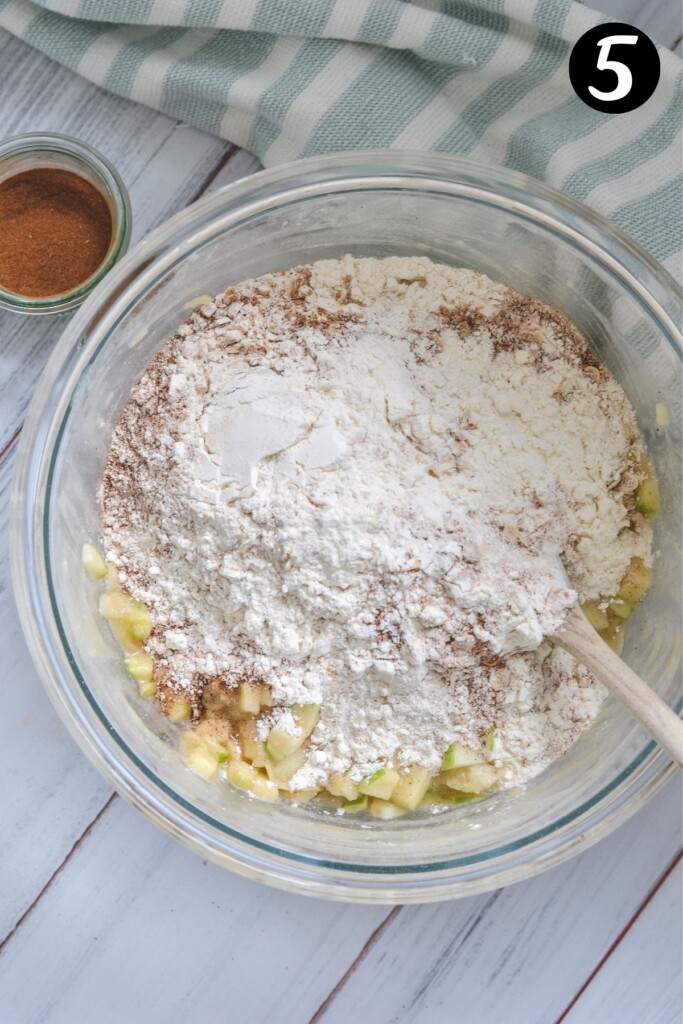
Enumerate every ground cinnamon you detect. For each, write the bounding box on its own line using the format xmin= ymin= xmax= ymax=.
xmin=0 ymin=167 xmax=112 ymax=297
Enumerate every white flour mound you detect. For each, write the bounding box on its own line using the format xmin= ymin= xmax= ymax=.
xmin=102 ymin=256 xmax=651 ymax=789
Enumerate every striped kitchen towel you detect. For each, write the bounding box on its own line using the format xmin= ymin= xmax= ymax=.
xmin=0 ymin=0 xmax=681 ymax=278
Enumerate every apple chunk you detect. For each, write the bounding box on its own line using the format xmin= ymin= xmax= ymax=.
xmin=358 ymin=767 xmax=400 ymax=800
xmin=391 ymin=765 xmax=431 ymax=811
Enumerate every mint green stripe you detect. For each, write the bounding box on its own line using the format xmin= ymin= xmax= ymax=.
xmin=417 ymin=2 xmax=508 ymax=65
xmin=337 ymin=1 xmax=508 ymax=153
xmin=439 ymin=0 xmax=508 ymax=14
xmin=251 ymin=0 xmax=336 ymax=37
xmin=624 ymin=321 xmax=668 ymax=361
xmin=104 ymin=27 xmax=184 ymax=95
xmin=302 ymin=48 xmax=447 ymax=155
xmin=180 ymin=0 xmax=227 ymax=28
xmin=386 ymin=0 xmax=507 ymax=141
xmin=78 ymin=0 xmax=153 ymax=20
xmin=612 ymin=174 xmax=683 ymax=266
xmin=358 ymin=0 xmax=404 ymax=45
xmin=436 ymin=0 xmax=570 ymax=153
xmin=161 ymin=31 xmax=277 ymax=136
xmin=561 ymin=89 xmax=683 ymax=199
xmin=506 ymin=95 xmax=590 ymax=178
xmin=251 ymin=37 xmax=343 ymax=155
xmin=500 ymin=14 xmax=625 ymax=180
xmin=25 ymin=9 xmax=108 ymax=66
xmin=304 ymin=4 xmax=506 ymax=156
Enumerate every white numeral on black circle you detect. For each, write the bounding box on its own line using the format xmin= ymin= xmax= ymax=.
xmin=588 ymin=34 xmax=638 ymax=101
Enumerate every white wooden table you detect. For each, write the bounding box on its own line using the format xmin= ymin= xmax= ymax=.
xmin=1 ymin=5 xmax=681 ymax=1022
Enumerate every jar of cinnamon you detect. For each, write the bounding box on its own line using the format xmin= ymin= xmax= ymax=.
xmin=0 ymin=133 xmax=131 ymax=314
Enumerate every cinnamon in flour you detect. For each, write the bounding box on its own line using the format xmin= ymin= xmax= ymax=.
xmin=100 ymin=256 xmax=652 ymax=791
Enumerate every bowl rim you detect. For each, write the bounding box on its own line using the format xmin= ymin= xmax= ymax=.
xmin=10 ymin=150 xmax=682 ymax=902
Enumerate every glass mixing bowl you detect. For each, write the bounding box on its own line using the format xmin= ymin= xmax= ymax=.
xmin=11 ymin=152 xmax=682 ymax=903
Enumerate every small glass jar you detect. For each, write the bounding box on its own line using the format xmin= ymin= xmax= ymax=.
xmin=0 ymin=132 xmax=131 ymax=315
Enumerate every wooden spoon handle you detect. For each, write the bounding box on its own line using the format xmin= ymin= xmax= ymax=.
xmin=554 ymin=606 xmax=683 ymax=769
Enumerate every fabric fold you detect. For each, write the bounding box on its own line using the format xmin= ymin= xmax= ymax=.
xmin=0 ymin=0 xmax=680 ymax=275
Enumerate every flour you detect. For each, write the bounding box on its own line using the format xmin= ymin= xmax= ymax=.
xmin=101 ymin=256 xmax=652 ymax=789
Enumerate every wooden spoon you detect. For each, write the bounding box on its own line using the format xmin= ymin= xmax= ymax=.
xmin=553 ymin=605 xmax=683 ymax=769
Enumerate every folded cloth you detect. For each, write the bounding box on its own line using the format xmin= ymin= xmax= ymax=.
xmin=0 ymin=0 xmax=680 ymax=276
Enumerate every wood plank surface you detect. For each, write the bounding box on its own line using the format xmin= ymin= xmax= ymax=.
xmin=0 ymin=776 xmax=679 ymax=1024
xmin=0 ymin=797 xmax=389 ymax=1024
xmin=311 ymin=778 xmax=682 ymax=1024
xmin=0 ymin=446 xmax=113 ymax=939
xmin=0 ymin=29 xmax=254 ymax=940
xmin=562 ymin=854 xmax=683 ymax=1024
xmin=597 ymin=0 xmax=681 ymax=45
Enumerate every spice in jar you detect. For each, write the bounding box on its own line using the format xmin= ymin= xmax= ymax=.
xmin=0 ymin=167 xmax=113 ymax=298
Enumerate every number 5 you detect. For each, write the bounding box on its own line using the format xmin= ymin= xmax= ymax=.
xmin=589 ymin=34 xmax=638 ymax=101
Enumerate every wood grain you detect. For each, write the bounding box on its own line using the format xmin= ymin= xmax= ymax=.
xmin=0 ymin=31 xmax=256 ymax=941
xmin=312 ymin=779 xmax=682 ymax=1024
xmin=597 ymin=0 xmax=682 ymax=45
xmin=0 ymin=797 xmax=388 ymax=1024
xmin=0 ymin=446 xmax=113 ymax=939
xmin=562 ymin=853 xmax=683 ymax=1024
xmin=0 ymin=778 xmax=679 ymax=1024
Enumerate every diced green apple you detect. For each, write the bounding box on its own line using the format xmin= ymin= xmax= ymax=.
xmin=618 ymin=557 xmax=652 ymax=604
xmin=391 ymin=765 xmax=431 ymax=811
xmin=125 ymin=651 xmax=154 ymax=682
xmin=265 ymin=725 xmax=304 ymax=762
xmin=440 ymin=741 xmax=483 ymax=771
xmin=581 ymin=600 xmax=609 ymax=632
xmin=368 ymin=798 xmax=407 ymax=819
xmin=124 ymin=649 xmax=156 ymax=697
xmin=421 ymin=789 xmax=483 ymax=807
xmin=635 ymin=478 xmax=660 ymax=516
xmin=99 ymin=590 xmax=153 ymax=643
xmin=180 ymin=734 xmax=219 ymax=780
xmin=340 ymin=794 xmax=368 ymax=813
xmin=443 ymin=763 xmax=499 ymax=794
xmin=238 ymin=718 xmax=267 ymax=766
xmin=238 ymin=682 xmax=262 ymax=715
xmin=106 ymin=619 xmax=141 ymax=655
xmin=326 ymin=773 xmax=359 ymax=801
xmin=292 ymin=703 xmax=320 ymax=737
xmin=635 ymin=461 xmax=660 ymax=517
xmin=228 ymin=760 xmax=279 ymax=801
xmin=265 ymin=704 xmax=320 ymax=762
xmin=290 ymin=789 xmax=319 ymax=804
xmin=167 ymin=696 xmax=191 ymax=723
xmin=128 ymin=602 xmax=153 ymax=641
xmin=195 ymin=720 xmax=237 ymax=761
xmin=265 ymin=747 xmax=306 ymax=785
xmin=82 ymin=543 xmax=107 ymax=580
xmin=358 ymin=767 xmax=400 ymax=800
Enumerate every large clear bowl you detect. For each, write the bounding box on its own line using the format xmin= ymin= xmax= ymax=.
xmin=11 ymin=152 xmax=682 ymax=903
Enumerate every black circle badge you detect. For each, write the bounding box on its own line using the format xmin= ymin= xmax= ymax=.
xmin=569 ymin=23 xmax=660 ymax=113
